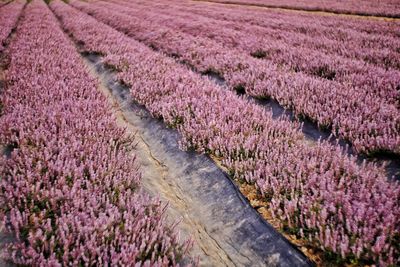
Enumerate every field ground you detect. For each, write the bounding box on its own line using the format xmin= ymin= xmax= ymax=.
xmin=0 ymin=0 xmax=399 ymax=266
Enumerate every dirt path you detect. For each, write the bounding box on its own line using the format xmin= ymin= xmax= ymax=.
xmin=82 ymin=53 xmax=311 ymax=266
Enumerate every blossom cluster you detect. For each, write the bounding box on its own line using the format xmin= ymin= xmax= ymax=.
xmin=204 ymin=0 xmax=400 ymax=18
xmin=52 ymin=1 xmax=400 ymax=265
xmin=0 ymin=0 xmax=190 ymax=265
xmin=0 ymin=0 xmax=24 ymax=51
xmin=70 ymin=0 xmax=400 ymax=156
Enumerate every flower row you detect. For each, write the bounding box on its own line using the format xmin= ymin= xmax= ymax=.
xmin=0 ymin=0 xmax=189 ymax=265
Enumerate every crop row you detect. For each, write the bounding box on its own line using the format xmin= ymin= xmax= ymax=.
xmin=70 ymin=0 xmax=400 ymax=156
xmin=0 ymin=0 xmax=24 ymax=51
xmin=0 ymin=0 xmax=189 ymax=265
xmin=202 ymin=0 xmax=400 ymax=18
xmin=117 ymin=0 xmax=400 ymax=70
xmin=107 ymin=0 xmax=399 ymax=106
xmin=53 ymin=1 xmax=400 ymax=265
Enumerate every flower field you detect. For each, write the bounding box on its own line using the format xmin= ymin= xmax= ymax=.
xmin=0 ymin=0 xmax=399 ymax=266
xmin=69 ymin=0 xmax=400 ymax=155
